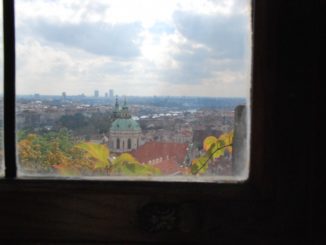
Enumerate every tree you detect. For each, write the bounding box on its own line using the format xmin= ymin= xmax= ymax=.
xmin=111 ymin=153 xmax=161 ymax=176
xmin=17 ymin=129 xmax=79 ymax=174
xmin=57 ymin=113 xmax=89 ymax=131
xmin=191 ymin=131 xmax=233 ymax=175
xmin=54 ymin=142 xmax=161 ymax=176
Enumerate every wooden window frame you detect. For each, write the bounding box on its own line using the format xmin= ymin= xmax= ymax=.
xmin=0 ymin=0 xmax=321 ymax=243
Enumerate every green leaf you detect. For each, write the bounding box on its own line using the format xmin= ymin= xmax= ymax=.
xmin=210 ymin=141 xmax=224 ymax=159
xmin=191 ymin=156 xmax=209 ymax=175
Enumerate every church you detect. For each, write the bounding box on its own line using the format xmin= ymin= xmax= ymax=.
xmin=109 ymin=97 xmax=141 ymax=153
xmin=108 ymin=96 xmax=189 ymax=175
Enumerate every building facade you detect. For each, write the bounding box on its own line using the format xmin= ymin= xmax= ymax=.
xmin=109 ymin=98 xmax=141 ymax=153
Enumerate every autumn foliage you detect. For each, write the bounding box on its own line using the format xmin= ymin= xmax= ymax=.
xmin=191 ymin=131 xmax=233 ymax=175
xmin=18 ymin=129 xmax=233 ymax=176
xmin=18 ymin=129 xmax=160 ymax=176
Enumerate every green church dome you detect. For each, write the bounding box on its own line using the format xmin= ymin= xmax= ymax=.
xmin=110 ymin=118 xmax=141 ymax=132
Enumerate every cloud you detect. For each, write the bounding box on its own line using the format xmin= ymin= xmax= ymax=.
xmin=14 ymin=0 xmax=251 ymax=97
xmin=15 ymin=38 xmax=136 ymax=95
xmin=149 ymin=22 xmax=175 ymax=34
xmin=28 ymin=20 xmax=143 ymax=58
xmin=158 ymin=34 xmax=247 ymax=86
xmin=173 ymin=10 xmax=249 ymax=58
xmin=156 ymin=8 xmax=250 ymax=89
xmin=161 ymin=44 xmax=212 ymax=84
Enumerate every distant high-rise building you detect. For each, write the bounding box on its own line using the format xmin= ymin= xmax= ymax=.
xmin=94 ymin=90 xmax=99 ymax=97
xmin=62 ymin=92 xmax=66 ymax=100
xmin=105 ymin=92 xmax=108 ymax=98
xmin=109 ymin=89 xmax=114 ymax=98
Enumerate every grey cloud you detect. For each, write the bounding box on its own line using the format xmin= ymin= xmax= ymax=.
xmin=31 ymin=20 xmax=143 ymax=58
xmin=161 ymin=42 xmax=245 ymax=85
xmin=173 ymin=10 xmax=249 ymax=58
xmin=159 ymin=9 xmax=249 ymax=85
xmin=162 ymin=45 xmax=212 ymax=84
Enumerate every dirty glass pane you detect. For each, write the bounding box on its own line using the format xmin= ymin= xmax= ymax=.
xmin=15 ymin=0 xmax=251 ymax=181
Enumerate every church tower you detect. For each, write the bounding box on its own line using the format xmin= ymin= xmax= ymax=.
xmin=120 ymin=97 xmax=131 ymax=119
xmin=112 ymin=96 xmax=120 ymax=119
xmin=109 ymin=97 xmax=141 ymax=153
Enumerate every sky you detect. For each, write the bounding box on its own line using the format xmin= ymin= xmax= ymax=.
xmin=14 ymin=0 xmax=251 ymax=97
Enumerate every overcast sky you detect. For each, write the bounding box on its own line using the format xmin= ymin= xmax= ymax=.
xmin=15 ymin=0 xmax=251 ymax=97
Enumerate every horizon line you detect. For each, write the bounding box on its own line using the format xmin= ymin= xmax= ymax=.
xmin=13 ymin=94 xmax=246 ymax=99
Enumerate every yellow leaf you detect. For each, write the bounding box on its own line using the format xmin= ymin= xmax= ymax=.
xmin=112 ymin=153 xmax=161 ymax=176
xmin=218 ymin=131 xmax=233 ymax=154
xmin=114 ymin=153 xmax=138 ymax=165
xmin=203 ymin=136 xmax=218 ymax=152
xmin=76 ymin=142 xmax=110 ymax=165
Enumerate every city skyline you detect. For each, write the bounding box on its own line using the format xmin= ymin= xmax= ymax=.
xmin=15 ymin=91 xmax=246 ymax=99
xmin=14 ymin=0 xmax=251 ymax=97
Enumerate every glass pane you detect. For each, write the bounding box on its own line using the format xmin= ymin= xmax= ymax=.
xmin=0 ymin=1 xmax=4 ymax=176
xmin=15 ymin=0 xmax=251 ymax=181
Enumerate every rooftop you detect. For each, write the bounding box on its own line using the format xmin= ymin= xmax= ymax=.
xmin=131 ymin=141 xmax=188 ymax=174
xmin=110 ymin=118 xmax=141 ymax=132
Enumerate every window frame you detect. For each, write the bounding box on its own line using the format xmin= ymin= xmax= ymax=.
xmin=0 ymin=0 xmax=266 ymax=197
xmin=2 ymin=0 xmax=319 ymax=243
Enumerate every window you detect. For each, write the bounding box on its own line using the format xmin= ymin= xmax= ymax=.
xmin=128 ymin=138 xmax=131 ymax=150
xmin=14 ymin=0 xmax=251 ymax=181
xmin=1 ymin=0 xmax=320 ymax=243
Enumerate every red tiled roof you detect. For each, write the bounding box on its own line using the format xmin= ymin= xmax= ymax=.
xmin=154 ymin=159 xmax=184 ymax=175
xmin=131 ymin=142 xmax=188 ymax=174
